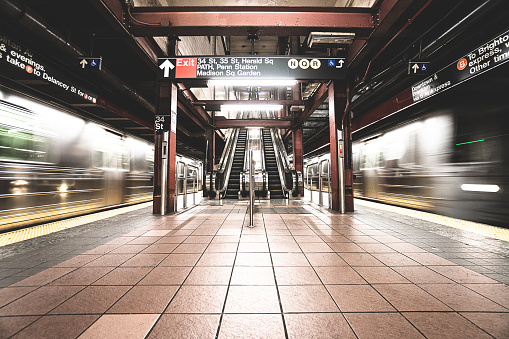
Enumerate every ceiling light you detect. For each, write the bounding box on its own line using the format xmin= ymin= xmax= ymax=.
xmin=307 ymin=32 xmax=355 ymax=48
xmin=208 ymin=80 xmax=297 ymax=87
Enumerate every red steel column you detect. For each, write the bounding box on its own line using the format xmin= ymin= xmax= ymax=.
xmin=292 ymin=128 xmax=304 ymax=195
xmin=206 ymin=128 xmax=215 ymax=172
xmin=153 ymin=82 xmax=178 ymax=214
xmin=343 ymin=86 xmax=354 ymax=212
xmin=328 ymin=81 xmax=347 ymax=212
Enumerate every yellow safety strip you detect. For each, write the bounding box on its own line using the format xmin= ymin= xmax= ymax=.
xmin=0 ymin=202 xmax=152 ymax=247
xmin=355 ymin=199 xmax=509 ymax=242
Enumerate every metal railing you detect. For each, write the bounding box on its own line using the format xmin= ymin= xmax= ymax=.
xmin=269 ymin=128 xmax=301 ymax=198
xmin=207 ymin=129 xmax=239 ymax=198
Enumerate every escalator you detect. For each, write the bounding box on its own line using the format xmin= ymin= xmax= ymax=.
xmin=224 ymin=129 xmax=247 ymax=199
xmin=262 ymin=129 xmax=284 ymax=199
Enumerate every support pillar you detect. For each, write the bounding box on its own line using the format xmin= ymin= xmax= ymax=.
xmin=343 ymin=87 xmax=354 ymax=212
xmin=292 ymin=128 xmax=304 ymax=196
xmin=328 ymin=81 xmax=349 ymax=212
xmin=206 ymin=128 xmax=215 ymax=172
xmin=153 ymin=82 xmax=178 ymax=214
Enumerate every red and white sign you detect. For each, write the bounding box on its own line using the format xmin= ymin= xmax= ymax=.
xmin=175 ymin=58 xmax=197 ymax=78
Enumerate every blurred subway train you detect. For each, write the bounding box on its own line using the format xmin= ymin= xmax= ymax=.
xmin=305 ymin=94 xmax=509 ymax=228
xmin=0 ymin=86 xmax=155 ymax=233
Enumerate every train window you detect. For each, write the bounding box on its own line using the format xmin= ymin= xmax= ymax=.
xmin=0 ymin=126 xmax=50 ymax=162
xmin=454 ymin=114 xmax=501 ymax=163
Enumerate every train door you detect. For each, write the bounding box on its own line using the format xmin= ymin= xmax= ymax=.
xmin=319 ymin=159 xmax=331 ymax=208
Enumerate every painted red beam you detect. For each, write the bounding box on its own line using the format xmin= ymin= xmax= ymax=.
xmin=293 ymin=82 xmax=331 ymax=128
xmin=129 ymin=7 xmax=374 ymax=36
xmin=214 ymin=119 xmax=292 ymax=129
xmin=352 ymin=87 xmax=413 ymax=132
xmin=347 ymin=0 xmax=418 ymax=68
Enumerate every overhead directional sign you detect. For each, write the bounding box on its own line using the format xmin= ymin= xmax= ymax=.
xmin=412 ymin=29 xmax=509 ymax=102
xmin=79 ymin=57 xmax=102 ymax=70
xmin=157 ymin=56 xmax=346 ymax=80
xmin=408 ymin=61 xmax=430 ymax=75
xmin=0 ymin=31 xmax=98 ymax=103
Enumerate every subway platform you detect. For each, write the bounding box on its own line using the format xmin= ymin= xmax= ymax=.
xmin=0 ymin=199 xmax=508 ymax=338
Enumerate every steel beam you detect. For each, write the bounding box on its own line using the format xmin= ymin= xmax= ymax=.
xmin=129 ymin=7 xmax=374 ymax=36
xmin=196 ymin=100 xmax=305 ymax=108
xmin=214 ymin=119 xmax=292 ymax=129
xmin=352 ymin=87 xmax=413 ymax=132
xmin=347 ymin=0 xmax=417 ymax=68
xmin=293 ymin=83 xmax=331 ymax=128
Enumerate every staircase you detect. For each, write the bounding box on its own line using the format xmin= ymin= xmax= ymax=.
xmin=224 ymin=129 xmax=247 ymax=199
xmin=262 ymin=129 xmax=284 ymax=199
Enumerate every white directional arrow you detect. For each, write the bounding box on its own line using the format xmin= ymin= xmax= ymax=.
xmin=412 ymin=63 xmax=420 ymax=73
xmin=80 ymin=59 xmax=88 ymax=69
xmin=336 ymin=59 xmax=345 ymax=68
xmin=159 ymin=59 xmax=175 ymax=78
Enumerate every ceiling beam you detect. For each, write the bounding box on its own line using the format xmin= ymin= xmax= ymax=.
xmin=347 ymin=0 xmax=420 ymax=69
xmin=196 ymin=100 xmax=305 ymax=110
xmin=129 ymin=6 xmax=375 ymax=37
xmin=88 ymin=0 xmax=161 ymax=68
xmin=293 ymin=82 xmax=331 ymax=129
xmin=214 ymin=119 xmax=292 ymax=129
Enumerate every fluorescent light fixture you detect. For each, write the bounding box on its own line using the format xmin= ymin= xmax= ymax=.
xmin=221 ymin=104 xmax=283 ymax=111
xmin=461 ymin=184 xmax=500 ymax=193
xmin=307 ymin=32 xmax=355 ymax=48
xmin=208 ymin=79 xmax=297 ymax=87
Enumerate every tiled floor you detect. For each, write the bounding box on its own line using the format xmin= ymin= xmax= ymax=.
xmin=0 ymin=199 xmax=508 ymax=338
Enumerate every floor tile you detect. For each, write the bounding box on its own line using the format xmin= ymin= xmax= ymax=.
xmin=121 ymin=253 xmax=167 ymax=267
xmin=78 ymin=314 xmax=159 ymax=339
xmin=237 ymin=242 xmax=269 ymax=253
xmin=165 ymin=285 xmax=227 ymax=313
xmin=305 ymin=252 xmax=348 ymax=267
xmin=11 ymin=315 xmax=99 ymax=339
xmin=148 ymin=314 xmax=220 ymax=339
xmin=403 ymin=312 xmax=492 ymax=339
xmin=372 ymin=253 xmax=420 ymax=266
xmin=0 ymin=286 xmax=84 ymax=316
xmin=0 ymin=316 xmax=39 ymax=339
xmin=0 ymin=286 xmax=38 ymax=308
xmin=345 ymin=313 xmax=425 ymax=339
xmin=271 ymin=253 xmax=310 ymax=267
xmin=269 ymin=242 xmax=302 ymax=252
xmin=108 ymin=244 xmax=148 ymax=254
xmin=461 ymin=312 xmax=509 ymax=339
xmin=10 ymin=268 xmax=75 ymax=287
xmin=274 ymin=266 xmax=321 ymax=285
xmin=428 ymin=265 xmax=500 ymax=284
xmin=196 ymin=252 xmax=236 ymax=266
xmin=419 ymin=283 xmax=508 ymax=312
xmin=235 ymin=252 xmax=272 ymax=266
xmin=159 ymin=253 xmax=201 ymax=266
xmin=138 ymin=266 xmax=192 ymax=285
xmin=184 ymin=266 xmax=232 ymax=285
xmin=141 ymin=243 xmax=179 ymax=254
xmin=224 ymin=285 xmax=280 ymax=313
xmin=354 ymin=267 xmax=411 ymax=284
xmin=49 ymin=267 xmax=114 ymax=286
xmin=92 ymin=267 xmax=152 ymax=285
xmin=314 ymin=266 xmax=366 ymax=284
xmin=50 ymin=286 xmax=129 ymax=314
xmin=463 ymin=283 xmax=509 ymax=309
xmin=173 ymin=243 xmax=208 ymax=254
xmin=338 ymin=252 xmax=384 ymax=266
xmin=108 ymin=285 xmax=178 ymax=313
xmin=85 ymin=254 xmax=134 ymax=267
xmin=279 ymin=285 xmax=339 ymax=313
xmin=230 ymin=266 xmax=275 ymax=285
xmin=285 ymin=313 xmax=356 ymax=339
xmin=53 ymin=255 xmax=101 ymax=268
xmin=373 ymin=284 xmax=451 ymax=312
xmin=392 ymin=266 xmax=455 ymax=284
xmin=218 ymin=314 xmax=285 ymax=339
xmin=327 ymin=285 xmax=396 ymax=312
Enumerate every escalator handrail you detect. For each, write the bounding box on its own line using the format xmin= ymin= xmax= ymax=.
xmin=214 ymin=128 xmax=240 ymax=196
xmin=269 ymin=128 xmax=297 ymax=197
xmin=243 ymin=129 xmax=266 ymax=173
